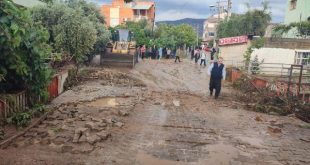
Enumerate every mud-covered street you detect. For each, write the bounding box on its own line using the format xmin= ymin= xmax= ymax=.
xmin=1 ymin=60 xmax=310 ymax=165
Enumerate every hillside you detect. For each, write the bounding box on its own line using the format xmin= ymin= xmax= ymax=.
xmin=156 ymin=18 xmax=205 ymax=36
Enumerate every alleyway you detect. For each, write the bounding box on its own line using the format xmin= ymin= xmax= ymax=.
xmin=1 ymin=60 xmax=310 ymax=165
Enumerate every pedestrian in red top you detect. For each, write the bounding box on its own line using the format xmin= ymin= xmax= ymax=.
xmin=140 ymin=45 xmax=146 ymax=60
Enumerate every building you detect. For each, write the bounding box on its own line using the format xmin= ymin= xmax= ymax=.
xmin=283 ymin=0 xmax=310 ymax=38
xmin=101 ymin=0 xmax=155 ymax=27
xmin=13 ymin=0 xmax=45 ymax=8
xmin=284 ymin=0 xmax=310 ymax=24
xmin=203 ymin=13 xmax=228 ymax=42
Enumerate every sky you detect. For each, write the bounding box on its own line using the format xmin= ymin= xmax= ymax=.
xmin=92 ymin=0 xmax=287 ymax=23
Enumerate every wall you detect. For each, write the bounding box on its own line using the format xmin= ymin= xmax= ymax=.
xmin=251 ymin=48 xmax=295 ymax=75
xmin=219 ymin=42 xmax=250 ymax=67
xmin=57 ymin=71 xmax=69 ymax=95
xmin=265 ymin=38 xmax=310 ymax=49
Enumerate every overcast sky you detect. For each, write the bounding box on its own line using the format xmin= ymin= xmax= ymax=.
xmin=93 ymin=0 xmax=287 ymax=23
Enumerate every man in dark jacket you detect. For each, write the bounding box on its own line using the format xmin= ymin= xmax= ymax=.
xmin=208 ymin=57 xmax=226 ymax=99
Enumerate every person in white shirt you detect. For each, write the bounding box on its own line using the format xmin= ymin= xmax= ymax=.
xmin=200 ymin=49 xmax=207 ymax=66
xmin=207 ymin=57 xmax=226 ymax=99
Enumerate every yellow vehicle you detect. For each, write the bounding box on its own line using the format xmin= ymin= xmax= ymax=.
xmin=101 ymin=29 xmax=138 ymax=68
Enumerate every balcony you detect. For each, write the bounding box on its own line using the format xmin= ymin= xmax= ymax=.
xmin=133 ymin=15 xmax=148 ymax=21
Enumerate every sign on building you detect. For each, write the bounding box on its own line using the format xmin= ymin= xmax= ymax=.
xmin=219 ymin=36 xmax=248 ymax=46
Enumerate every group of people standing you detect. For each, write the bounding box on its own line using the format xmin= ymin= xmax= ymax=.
xmin=139 ymin=44 xmax=226 ymax=99
xmin=140 ymin=45 xmax=172 ymax=61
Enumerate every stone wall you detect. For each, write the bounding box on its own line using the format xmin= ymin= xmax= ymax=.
xmin=264 ymin=38 xmax=310 ymax=49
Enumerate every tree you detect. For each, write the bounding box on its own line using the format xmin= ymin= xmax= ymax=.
xmin=217 ymin=1 xmax=271 ymax=38
xmin=31 ymin=0 xmax=110 ymax=67
xmin=273 ymin=21 xmax=310 ymax=38
xmin=54 ymin=9 xmax=97 ymax=66
xmin=0 ymin=0 xmax=52 ymax=102
xmin=154 ymin=24 xmax=196 ymax=48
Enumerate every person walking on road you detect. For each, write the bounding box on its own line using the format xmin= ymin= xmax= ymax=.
xmin=208 ymin=57 xmax=226 ymax=99
xmin=158 ymin=47 xmax=163 ymax=61
xmin=140 ymin=45 xmax=146 ymax=60
xmin=194 ymin=47 xmax=200 ymax=64
xmin=175 ymin=47 xmax=181 ymax=63
xmin=200 ymin=49 xmax=207 ymax=67
xmin=167 ymin=48 xmax=171 ymax=59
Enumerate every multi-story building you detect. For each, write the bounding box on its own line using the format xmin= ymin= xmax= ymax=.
xmin=283 ymin=0 xmax=310 ymax=38
xmin=101 ymin=0 xmax=155 ymax=27
xmin=284 ymin=0 xmax=310 ymax=24
xmin=203 ymin=13 xmax=228 ymax=42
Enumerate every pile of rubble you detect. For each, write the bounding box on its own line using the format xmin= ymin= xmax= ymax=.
xmin=233 ymin=74 xmax=310 ymax=122
xmin=83 ymin=69 xmax=146 ymax=87
xmin=9 ymin=95 xmax=136 ymax=153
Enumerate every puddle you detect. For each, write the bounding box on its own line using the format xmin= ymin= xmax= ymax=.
xmin=135 ymin=151 xmax=186 ymax=165
xmin=87 ymin=97 xmax=118 ymax=107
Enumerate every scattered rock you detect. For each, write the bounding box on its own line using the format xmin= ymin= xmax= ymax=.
xmin=99 ymin=123 xmax=108 ymax=128
xmin=96 ymin=131 xmax=111 ymax=141
xmin=62 ymin=145 xmax=73 ymax=153
xmin=72 ymin=143 xmax=94 ymax=154
xmin=114 ymin=122 xmax=124 ymax=128
xmin=118 ymin=110 xmax=129 ymax=116
xmin=173 ymin=100 xmax=180 ymax=107
xmin=73 ymin=127 xmax=89 ymax=143
xmin=78 ymin=134 xmax=87 ymax=143
xmin=300 ymin=138 xmax=310 ymax=143
xmin=86 ymin=135 xmax=101 ymax=144
xmin=49 ymin=143 xmax=64 ymax=153
xmin=255 ymin=116 xmax=263 ymax=122
xmin=91 ymin=117 xmax=103 ymax=123
xmin=124 ymin=93 xmax=131 ymax=97
xmin=268 ymin=126 xmax=282 ymax=134
xmin=40 ymin=138 xmax=51 ymax=145
xmin=154 ymin=102 xmax=161 ymax=105
xmin=85 ymin=122 xmax=96 ymax=130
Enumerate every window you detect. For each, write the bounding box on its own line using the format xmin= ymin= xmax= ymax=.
xmin=295 ymin=51 xmax=310 ymax=65
xmin=208 ymin=32 xmax=215 ymax=37
xmin=290 ymin=0 xmax=297 ymax=10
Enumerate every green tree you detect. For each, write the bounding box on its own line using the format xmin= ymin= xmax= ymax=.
xmin=31 ymin=0 xmax=110 ymax=67
xmin=154 ymin=24 xmax=196 ymax=48
xmin=217 ymin=1 xmax=271 ymax=38
xmin=0 ymin=0 xmax=52 ymax=102
xmin=54 ymin=9 xmax=97 ymax=68
xmin=273 ymin=21 xmax=310 ymax=38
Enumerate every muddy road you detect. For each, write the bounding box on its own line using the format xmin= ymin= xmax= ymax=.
xmin=1 ymin=60 xmax=310 ymax=165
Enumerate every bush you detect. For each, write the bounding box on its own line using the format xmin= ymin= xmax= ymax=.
xmin=7 ymin=112 xmax=32 ymax=128
xmin=0 ymin=0 xmax=52 ymax=104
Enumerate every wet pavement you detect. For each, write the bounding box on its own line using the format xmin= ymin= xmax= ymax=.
xmin=0 ymin=60 xmax=309 ymax=165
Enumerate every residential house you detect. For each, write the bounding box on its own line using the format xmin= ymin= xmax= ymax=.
xmin=101 ymin=0 xmax=155 ymax=27
xmin=283 ymin=0 xmax=310 ymax=38
xmin=250 ymin=0 xmax=310 ymax=72
xmin=202 ymin=13 xmax=227 ymax=42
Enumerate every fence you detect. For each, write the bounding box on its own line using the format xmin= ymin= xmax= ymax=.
xmin=0 ymin=91 xmax=27 ymax=119
xmin=246 ymin=62 xmax=310 ymax=102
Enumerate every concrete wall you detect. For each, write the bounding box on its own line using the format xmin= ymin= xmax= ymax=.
xmin=219 ymin=42 xmax=250 ymax=67
xmin=57 ymin=71 xmax=69 ymax=95
xmin=265 ymin=38 xmax=310 ymax=49
xmin=251 ymin=48 xmax=296 ymax=75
